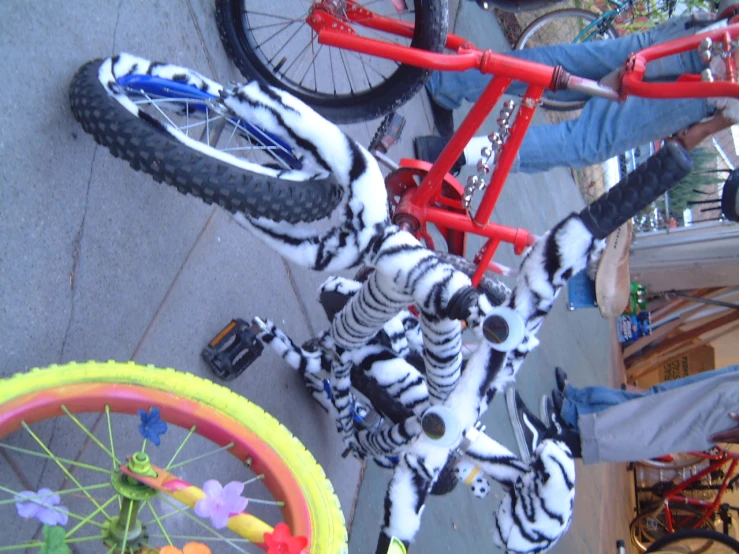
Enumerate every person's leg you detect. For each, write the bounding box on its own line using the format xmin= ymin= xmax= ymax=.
xmin=426 ymin=16 xmax=701 ymax=109
xmin=650 ymin=364 xmax=739 ymax=394
xmin=578 ymin=369 xmax=739 ymax=464
xmin=514 ymin=95 xmax=712 ymax=173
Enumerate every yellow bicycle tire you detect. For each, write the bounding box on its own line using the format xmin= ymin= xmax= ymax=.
xmin=0 ymin=360 xmax=348 ymax=553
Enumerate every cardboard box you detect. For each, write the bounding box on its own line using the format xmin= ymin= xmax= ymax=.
xmin=637 ymin=345 xmax=716 ymax=389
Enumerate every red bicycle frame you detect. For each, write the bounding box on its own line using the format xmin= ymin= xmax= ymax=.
xmin=641 ymin=447 xmax=739 ymax=531
xmin=307 ymin=3 xmax=739 ymax=285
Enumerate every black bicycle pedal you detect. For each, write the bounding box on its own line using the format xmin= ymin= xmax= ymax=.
xmin=201 ymin=318 xmax=263 ymax=381
xmin=369 ymin=112 xmax=406 ymax=154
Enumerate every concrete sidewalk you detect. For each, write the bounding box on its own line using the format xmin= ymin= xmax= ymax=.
xmin=0 ymin=0 xmax=632 ymax=552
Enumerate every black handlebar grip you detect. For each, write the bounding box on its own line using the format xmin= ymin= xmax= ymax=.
xmin=579 ymin=141 xmax=693 ymax=240
xmin=445 ymin=286 xmax=479 ymax=321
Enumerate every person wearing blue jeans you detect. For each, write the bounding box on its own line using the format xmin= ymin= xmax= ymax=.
xmin=556 ymin=364 xmax=739 ymax=431
xmin=417 ymin=13 xmax=738 ymax=173
xmin=506 ymin=364 xmax=739 ymax=464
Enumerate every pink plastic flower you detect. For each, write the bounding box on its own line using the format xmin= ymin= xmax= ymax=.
xmin=14 ymin=488 xmax=69 ymax=526
xmin=194 ymin=480 xmax=248 ymax=529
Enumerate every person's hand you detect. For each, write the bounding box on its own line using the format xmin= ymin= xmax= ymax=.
xmin=672 ymin=112 xmax=735 ymax=150
xmin=709 ymin=412 xmax=739 ymax=443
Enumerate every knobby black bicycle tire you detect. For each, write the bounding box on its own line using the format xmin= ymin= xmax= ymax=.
xmin=646 ymin=529 xmax=739 ymax=553
xmin=69 ymin=60 xmax=342 ymax=223
xmin=215 ymin=0 xmax=448 ymax=123
xmin=514 ymin=8 xmax=618 ymax=112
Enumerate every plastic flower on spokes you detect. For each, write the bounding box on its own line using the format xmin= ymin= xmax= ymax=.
xmin=194 ymin=480 xmax=248 ymax=529
xmin=159 ymin=543 xmax=211 ymax=554
xmin=264 ymin=522 xmax=308 ymax=554
xmin=137 ymin=406 xmax=168 ymax=445
xmin=14 ymin=488 xmax=69 ymax=526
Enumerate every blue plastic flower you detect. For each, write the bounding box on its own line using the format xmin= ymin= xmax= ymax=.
xmin=138 ymin=406 xmax=167 ymax=446
xmin=14 ymin=489 xmax=69 ymax=526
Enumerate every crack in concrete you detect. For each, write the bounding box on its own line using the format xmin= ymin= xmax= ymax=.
xmin=59 ymin=149 xmax=95 ymax=362
xmin=184 ymin=0 xmax=220 ymax=80
xmin=111 ymin=0 xmax=125 ymax=54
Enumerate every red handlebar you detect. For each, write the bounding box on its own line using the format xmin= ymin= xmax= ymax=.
xmin=622 ymin=22 xmax=739 ymax=99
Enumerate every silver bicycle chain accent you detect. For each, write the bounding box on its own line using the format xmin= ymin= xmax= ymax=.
xmin=698 ymin=36 xmax=739 ymax=82
xmin=463 ymin=100 xmax=516 ymax=209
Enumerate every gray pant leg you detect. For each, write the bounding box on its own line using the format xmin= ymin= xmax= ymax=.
xmin=579 ymin=371 xmax=739 ymax=464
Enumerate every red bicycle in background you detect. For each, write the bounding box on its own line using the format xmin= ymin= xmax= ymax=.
xmin=632 ymin=446 xmax=739 ymax=552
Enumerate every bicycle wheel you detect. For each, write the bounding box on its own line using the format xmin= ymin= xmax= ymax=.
xmin=631 ymin=505 xmax=715 ymax=553
xmin=646 ymin=529 xmax=739 ymax=553
xmin=216 ymin=0 xmax=448 ymax=123
xmin=515 ymin=9 xmax=618 ymax=111
xmin=0 ymin=361 xmax=347 ymax=553
xmin=69 ymin=56 xmax=342 ymax=223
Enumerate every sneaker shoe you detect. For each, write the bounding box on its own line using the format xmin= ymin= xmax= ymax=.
xmin=544 ymin=411 xmax=582 ymax=458
xmin=595 ymin=220 xmax=633 ymax=318
xmin=426 ymin=90 xmax=455 ymax=137
xmin=554 ymin=366 xmax=568 ymax=392
xmin=552 ymin=389 xmax=565 ymax=416
xmin=413 ymin=136 xmax=466 ymax=175
xmin=506 ymin=387 xmax=547 ymax=464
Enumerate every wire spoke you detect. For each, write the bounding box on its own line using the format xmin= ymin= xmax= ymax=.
xmin=140 ymin=90 xmax=180 ymax=129
xmin=0 ymin=442 xmax=113 ymax=475
xmin=104 ymin=405 xmax=117 ymax=471
xmin=158 ymin=495 xmax=250 ymax=553
xmin=120 ymin=499 xmax=133 ymax=554
xmin=149 ymin=534 xmax=253 ymax=543
xmin=165 ymin=424 xmax=197 ymax=470
xmin=0 ymin=483 xmax=105 ymax=529
xmin=243 ymin=497 xmax=285 ymax=507
xmin=146 ymin=500 xmax=173 ymax=546
xmin=64 ymin=493 xmax=119 ymax=539
xmin=61 ymin=406 xmax=121 ymax=466
xmin=20 ymin=421 xmax=112 ymax=519
xmin=166 ymin=442 xmax=235 ymax=470
xmin=0 ymin=483 xmax=110 ymax=505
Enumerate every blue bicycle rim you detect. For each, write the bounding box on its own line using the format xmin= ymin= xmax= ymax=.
xmin=116 ymin=74 xmax=301 ymax=169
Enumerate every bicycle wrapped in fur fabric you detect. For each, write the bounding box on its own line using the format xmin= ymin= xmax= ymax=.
xmin=68 ymin=14 xmax=733 ymax=551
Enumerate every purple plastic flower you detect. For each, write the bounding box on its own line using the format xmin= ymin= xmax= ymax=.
xmin=194 ymin=480 xmax=248 ymax=529
xmin=138 ymin=406 xmax=167 ymax=446
xmin=14 ymin=488 xmax=69 ymax=526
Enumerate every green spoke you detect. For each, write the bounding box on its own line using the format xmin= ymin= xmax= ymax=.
xmin=0 ymin=443 xmax=113 ymax=475
xmin=158 ymin=495 xmax=250 ymax=553
xmin=244 ymin=497 xmax=285 ymax=507
xmin=21 ymin=421 xmax=112 ymax=520
xmin=61 ymin=405 xmax=121 ymax=465
xmin=0 ymin=483 xmax=105 ymax=528
xmin=146 ymin=500 xmax=173 ymax=546
xmin=104 ymin=405 xmax=117 ymax=470
xmin=143 ymin=501 xmax=192 ymax=526
xmin=0 ymin=482 xmax=110 ymax=505
xmin=120 ymin=499 xmax=133 ymax=554
xmin=149 ymin=534 xmax=253 ymax=542
xmin=165 ymin=425 xmax=197 ymax=470
xmin=166 ymin=442 xmax=235 ymax=470
xmin=242 ymin=474 xmax=264 ymax=486
xmin=65 ymin=493 xmax=118 ymax=539
xmin=0 ymin=535 xmax=108 ymax=553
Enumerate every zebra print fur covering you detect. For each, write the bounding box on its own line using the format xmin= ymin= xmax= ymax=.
xmin=98 ymin=57 xmax=604 ymax=552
